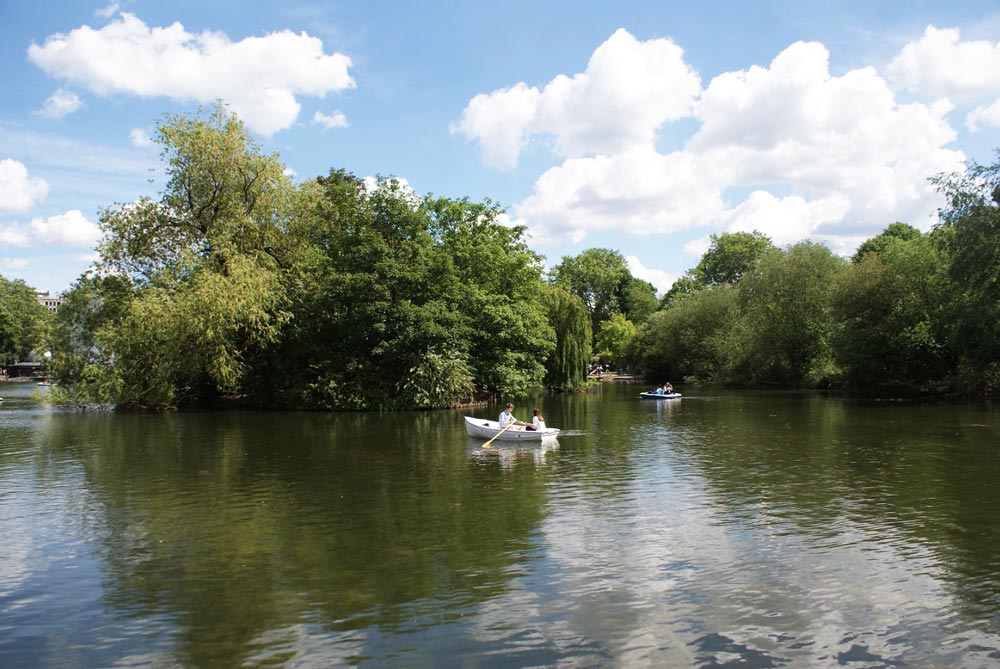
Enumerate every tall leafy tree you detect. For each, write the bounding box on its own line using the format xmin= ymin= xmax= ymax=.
xmin=428 ymin=194 xmax=553 ymax=397
xmin=540 ymin=285 xmax=591 ymax=389
xmin=549 ymin=247 xmax=652 ymax=347
xmin=662 ymin=231 xmax=774 ymax=305
xmin=831 ymin=231 xmax=952 ymax=395
xmin=55 ymin=103 xmax=294 ymax=408
xmin=594 ymin=312 xmax=637 ymax=369
xmin=631 ymin=285 xmax=742 ymax=384
xmin=254 ymin=172 xmax=553 ymax=409
xmin=932 ymin=153 xmax=1000 ymax=392
xmin=623 ymin=277 xmax=659 ymax=324
xmin=735 ymin=242 xmax=846 ymax=386
xmin=851 ymin=222 xmax=921 ymax=263
xmin=0 ymin=275 xmax=52 ymax=365
xmin=693 ymin=231 xmax=774 ymax=285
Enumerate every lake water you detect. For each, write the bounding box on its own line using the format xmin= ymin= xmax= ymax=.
xmin=1 ymin=380 xmax=999 ymax=668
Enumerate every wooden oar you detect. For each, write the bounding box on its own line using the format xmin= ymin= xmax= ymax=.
xmin=483 ymin=421 xmax=516 ymax=449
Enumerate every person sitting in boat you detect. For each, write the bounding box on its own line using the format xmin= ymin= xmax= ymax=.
xmin=530 ymin=408 xmax=546 ymax=431
xmin=664 ymin=381 xmax=674 ymax=394
xmin=499 ymin=403 xmax=527 ymax=430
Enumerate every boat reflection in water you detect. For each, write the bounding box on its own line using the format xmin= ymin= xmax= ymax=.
xmin=466 ymin=438 xmax=559 ymax=468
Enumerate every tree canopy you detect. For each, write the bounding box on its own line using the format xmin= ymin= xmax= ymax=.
xmin=51 ymin=105 xmax=557 ymax=409
xmin=0 ymin=275 xmax=52 ymax=366
xmin=43 ymin=103 xmax=1000 ymax=403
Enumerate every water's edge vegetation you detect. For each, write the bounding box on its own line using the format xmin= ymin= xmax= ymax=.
xmin=2 ymin=103 xmax=999 ymax=410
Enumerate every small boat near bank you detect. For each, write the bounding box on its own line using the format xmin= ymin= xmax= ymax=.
xmin=639 ymin=391 xmax=683 ymax=400
xmin=464 ymin=416 xmax=560 ymax=442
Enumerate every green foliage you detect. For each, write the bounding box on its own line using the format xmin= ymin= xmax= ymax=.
xmin=248 ymin=171 xmax=553 ymax=410
xmin=735 ymin=242 xmax=846 ymax=385
xmin=398 ymin=349 xmax=476 ymax=409
xmin=632 ymin=285 xmax=742 ymax=383
xmin=49 ymin=274 xmax=134 ymax=403
xmin=0 ymin=275 xmax=52 ymax=365
xmin=932 ymin=153 xmax=1000 ymax=393
xmin=661 ymin=231 xmax=774 ymax=306
xmin=540 ymin=285 xmax=591 ymax=389
xmin=851 ymin=222 xmax=921 ymax=263
xmin=594 ymin=312 xmax=637 ymax=368
xmin=693 ymin=231 xmax=774 ymax=286
xmin=54 ymin=103 xmax=293 ymax=408
xmin=549 ymin=247 xmax=656 ymax=346
xmin=623 ymin=277 xmax=658 ymax=324
xmin=831 ymin=232 xmax=952 ymax=394
xmin=660 ymin=275 xmax=702 ymax=307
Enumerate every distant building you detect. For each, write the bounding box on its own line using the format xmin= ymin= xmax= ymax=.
xmin=36 ymin=290 xmax=63 ymax=313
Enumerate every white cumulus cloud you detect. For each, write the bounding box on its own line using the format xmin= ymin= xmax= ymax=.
xmin=453 ymin=28 xmax=701 ymax=168
xmin=626 ymin=255 xmax=676 ymax=295
xmin=1 ymin=258 xmax=29 ymax=271
xmin=690 ymin=41 xmax=963 ymax=231
xmin=313 ymin=110 xmax=349 ymax=130
xmin=966 ymin=99 xmax=1000 ymax=131
xmin=716 ymin=191 xmax=851 ymax=247
xmin=886 ymin=26 xmax=1000 ymax=103
xmin=0 ymin=159 xmax=49 ymax=215
xmin=38 ymin=88 xmax=82 ymax=119
xmin=0 ymin=210 xmax=101 ymax=248
xmin=27 ymin=12 xmax=355 ymax=136
xmin=129 ymin=128 xmax=155 ymax=148
xmin=515 ymin=146 xmax=726 ymax=244
xmin=489 ymin=34 xmax=965 ymax=252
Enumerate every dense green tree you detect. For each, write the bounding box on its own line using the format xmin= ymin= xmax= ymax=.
xmin=851 ymin=222 xmax=921 ymax=263
xmin=631 ymin=285 xmax=742 ymax=383
xmin=659 ymin=275 xmax=701 ymax=307
xmin=540 ymin=285 xmax=591 ymax=389
xmin=693 ymin=231 xmax=774 ymax=285
xmin=250 ymin=171 xmax=552 ymax=409
xmin=623 ymin=277 xmax=659 ymax=324
xmin=831 ymin=231 xmax=952 ymax=395
xmin=48 ymin=274 xmax=133 ymax=402
xmin=0 ymin=275 xmax=52 ymax=365
xmin=661 ymin=231 xmax=774 ymax=305
xmin=549 ymin=248 xmax=631 ymax=340
xmin=427 ymin=194 xmax=553 ymax=398
xmin=54 ymin=103 xmax=294 ymax=408
xmin=735 ymin=242 xmax=846 ymax=386
xmin=932 ymin=153 xmax=1000 ymax=392
xmin=594 ymin=312 xmax=637 ymax=369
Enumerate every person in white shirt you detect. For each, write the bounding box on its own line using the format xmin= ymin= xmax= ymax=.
xmin=531 ymin=408 xmax=546 ymax=431
xmin=499 ymin=403 xmax=524 ymax=429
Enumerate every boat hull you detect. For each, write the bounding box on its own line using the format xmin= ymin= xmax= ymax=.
xmin=639 ymin=392 xmax=682 ymax=399
xmin=464 ymin=416 xmax=560 ymax=441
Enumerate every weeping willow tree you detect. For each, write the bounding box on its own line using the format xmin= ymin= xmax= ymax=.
xmin=52 ymin=103 xmax=294 ymax=409
xmin=541 ymin=285 xmax=591 ymax=389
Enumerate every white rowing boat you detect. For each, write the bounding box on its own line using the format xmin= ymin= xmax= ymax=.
xmin=464 ymin=416 xmax=560 ymax=441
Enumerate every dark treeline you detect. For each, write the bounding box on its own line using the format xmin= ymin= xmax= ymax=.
xmin=630 ymin=154 xmax=1000 ymax=397
xmin=47 ymin=105 xmax=579 ymax=410
xmin=9 ymin=104 xmax=998 ymax=408
xmin=0 ymin=275 xmax=53 ymax=367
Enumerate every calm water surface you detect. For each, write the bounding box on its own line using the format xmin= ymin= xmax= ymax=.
xmin=1 ymin=381 xmax=998 ymax=668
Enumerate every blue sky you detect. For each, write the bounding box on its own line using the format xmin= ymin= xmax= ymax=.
xmin=2 ymin=1 xmax=1000 ymax=294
